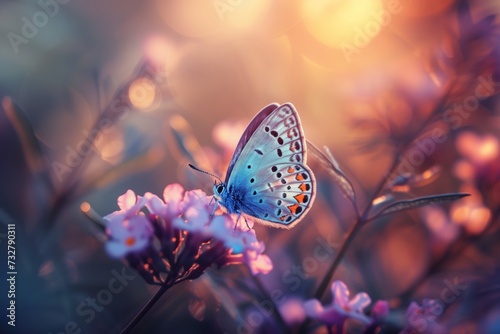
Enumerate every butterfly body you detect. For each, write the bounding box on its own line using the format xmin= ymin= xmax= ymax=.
xmin=214 ymin=103 xmax=315 ymax=229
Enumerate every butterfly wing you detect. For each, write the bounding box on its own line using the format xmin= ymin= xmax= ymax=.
xmin=225 ymin=103 xmax=316 ymax=229
xmin=224 ymin=103 xmax=279 ymax=182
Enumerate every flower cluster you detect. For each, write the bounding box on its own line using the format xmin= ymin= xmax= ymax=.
xmin=103 ymin=184 xmax=272 ymax=285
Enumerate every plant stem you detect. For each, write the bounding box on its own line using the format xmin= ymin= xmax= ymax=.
xmin=313 ymin=219 xmax=363 ymax=300
xmin=121 ymin=281 xmax=172 ymax=334
xmin=313 ymin=156 xmax=401 ymax=300
xmin=311 ymin=83 xmax=458 ymax=302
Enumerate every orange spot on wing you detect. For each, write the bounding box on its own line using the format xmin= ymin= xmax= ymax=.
xmin=288 ymin=167 xmax=295 ymax=173
xmin=295 ymin=173 xmax=305 ymax=181
xmin=280 ymin=215 xmax=287 ymax=221
xmin=294 ymin=194 xmax=306 ymax=203
xmin=299 ymin=183 xmax=308 ymax=192
xmin=288 ymin=204 xmax=300 ymax=214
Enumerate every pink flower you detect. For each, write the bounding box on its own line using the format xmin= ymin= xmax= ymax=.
xmin=144 ymin=183 xmax=185 ymax=219
xmin=245 ymin=251 xmax=273 ymax=275
xmin=279 ymin=299 xmax=307 ymax=326
xmin=402 ymin=299 xmax=446 ymax=334
xmin=105 ymin=215 xmax=153 ymax=257
xmin=172 ymin=188 xmax=217 ymax=234
xmin=304 ymin=280 xmax=371 ymax=331
xmin=371 ymin=300 xmax=389 ymax=320
xmin=107 ymin=189 xmax=147 ymax=220
xmin=100 ymin=184 xmax=273 ymax=285
xmin=104 ymin=190 xmax=153 ymax=258
xmin=207 ymin=216 xmax=273 ymax=274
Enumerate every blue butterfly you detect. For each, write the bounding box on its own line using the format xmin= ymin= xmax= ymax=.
xmin=212 ymin=103 xmax=316 ymax=229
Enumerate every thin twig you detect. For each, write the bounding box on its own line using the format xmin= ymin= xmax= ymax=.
xmin=312 ymin=77 xmax=459 ymax=302
xmin=312 ymin=155 xmax=401 ymax=301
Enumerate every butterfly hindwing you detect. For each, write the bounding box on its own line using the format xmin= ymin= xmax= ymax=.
xmin=224 ymin=103 xmax=316 ymax=228
xmin=245 ymin=163 xmax=314 ymax=228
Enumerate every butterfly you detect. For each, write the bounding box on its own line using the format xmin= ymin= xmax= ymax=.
xmin=211 ymin=103 xmax=316 ymax=229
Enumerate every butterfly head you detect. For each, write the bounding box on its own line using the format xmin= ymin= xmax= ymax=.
xmin=213 ymin=182 xmax=226 ymax=201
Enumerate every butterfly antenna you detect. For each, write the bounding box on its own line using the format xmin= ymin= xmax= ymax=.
xmin=188 ymin=164 xmax=223 ymax=183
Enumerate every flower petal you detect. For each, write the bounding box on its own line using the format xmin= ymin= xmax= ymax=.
xmin=163 ymin=183 xmax=184 ymax=204
xmin=106 ymin=219 xmax=129 ymax=239
xmin=105 ymin=241 xmax=128 ymax=258
xmin=406 ymin=301 xmax=421 ymax=318
xmin=181 ymin=189 xmax=210 ymax=212
xmin=371 ymin=300 xmax=390 ymax=319
xmin=422 ymin=299 xmax=443 ymax=317
xmin=304 ymin=299 xmax=324 ymax=318
xmin=117 ymin=190 xmax=137 ymax=211
xmin=184 ymin=206 xmax=209 ymax=228
xmin=279 ymin=299 xmax=306 ymax=326
xmin=331 ymin=280 xmax=350 ymax=308
xmin=247 ymin=254 xmax=273 ymax=275
xmin=128 ymin=215 xmax=153 ymax=236
xmin=144 ymin=192 xmax=166 ymax=216
xmin=349 ymin=292 xmax=371 ymax=312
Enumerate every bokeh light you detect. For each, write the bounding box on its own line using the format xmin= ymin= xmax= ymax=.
xmin=300 ymin=0 xmax=383 ymax=48
xmin=129 ymin=77 xmax=158 ymax=111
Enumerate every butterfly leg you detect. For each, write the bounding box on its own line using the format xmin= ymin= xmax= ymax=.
xmin=233 ymin=214 xmax=251 ymax=230
xmin=209 ymin=197 xmax=217 ymax=218
xmin=234 ymin=213 xmax=242 ymax=230
xmin=244 ymin=216 xmax=250 ymax=230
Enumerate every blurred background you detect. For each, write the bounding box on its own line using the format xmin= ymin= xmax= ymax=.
xmin=1 ymin=0 xmax=500 ymax=333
